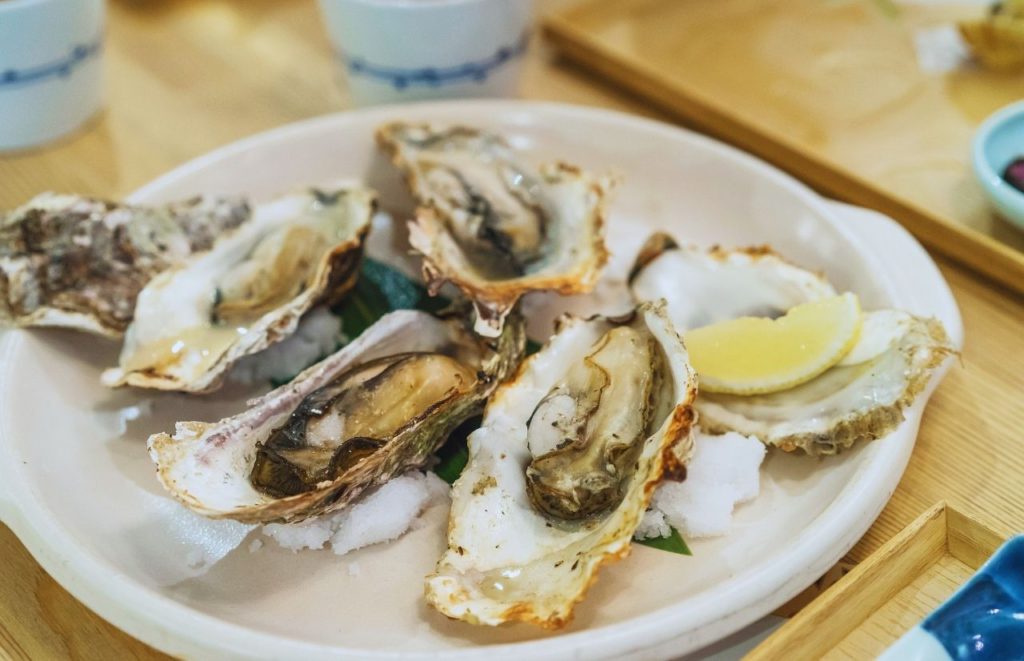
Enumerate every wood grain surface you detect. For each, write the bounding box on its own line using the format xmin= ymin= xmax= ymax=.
xmin=748 ymin=503 xmax=950 ymax=661
xmin=751 ymin=504 xmax=1009 ymax=659
xmin=1 ymin=0 xmax=1023 ymax=658
xmin=831 ymin=553 xmax=972 ymax=659
xmin=544 ymin=0 xmax=1024 ymax=294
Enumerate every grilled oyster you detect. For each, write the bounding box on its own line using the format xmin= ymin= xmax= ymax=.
xmin=377 ymin=123 xmax=612 ymax=337
xmin=0 ymin=192 xmax=249 ymax=337
xmin=629 ymin=234 xmax=955 ymax=455
xmin=426 ymin=301 xmax=698 ymax=628
xmin=697 ymin=311 xmax=952 ymax=454
xmin=148 ymin=308 xmax=524 ymax=523
xmin=629 ymin=233 xmax=836 ymax=332
xmin=102 ymin=187 xmax=375 ymax=393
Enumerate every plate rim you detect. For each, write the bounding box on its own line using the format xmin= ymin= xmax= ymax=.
xmin=0 ymin=99 xmax=962 ymax=660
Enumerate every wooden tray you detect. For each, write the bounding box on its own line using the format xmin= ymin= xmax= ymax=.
xmin=747 ymin=503 xmax=1006 ymax=659
xmin=544 ymin=0 xmax=1024 ymax=294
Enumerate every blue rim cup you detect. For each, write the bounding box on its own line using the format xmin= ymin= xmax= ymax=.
xmin=973 ymin=100 xmax=1024 ymax=232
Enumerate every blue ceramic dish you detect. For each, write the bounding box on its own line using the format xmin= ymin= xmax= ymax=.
xmin=881 ymin=535 xmax=1024 ymax=660
xmin=973 ymin=101 xmax=1024 ymax=232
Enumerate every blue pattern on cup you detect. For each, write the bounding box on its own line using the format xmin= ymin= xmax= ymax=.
xmin=338 ymin=31 xmax=529 ymax=90
xmin=0 ymin=38 xmax=103 ymax=89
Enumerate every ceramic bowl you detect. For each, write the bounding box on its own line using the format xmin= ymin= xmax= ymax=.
xmin=972 ymin=100 xmax=1024 ymax=232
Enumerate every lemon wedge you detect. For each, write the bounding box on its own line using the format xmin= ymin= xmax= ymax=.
xmin=685 ymin=293 xmax=862 ymax=395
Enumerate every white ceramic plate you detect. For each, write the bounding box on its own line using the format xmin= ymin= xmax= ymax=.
xmin=0 ymin=101 xmax=962 ymax=660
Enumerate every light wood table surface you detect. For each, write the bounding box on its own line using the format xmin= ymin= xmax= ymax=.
xmin=1 ymin=1 xmax=1022 ymax=658
xmin=544 ymin=0 xmax=1024 ymax=294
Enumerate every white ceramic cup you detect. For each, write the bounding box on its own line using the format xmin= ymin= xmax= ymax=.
xmin=0 ymin=0 xmax=105 ymax=151
xmin=318 ymin=0 xmax=533 ymax=107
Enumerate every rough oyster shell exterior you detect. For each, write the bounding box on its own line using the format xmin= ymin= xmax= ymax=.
xmin=629 ymin=234 xmax=956 ymax=455
xmin=0 ymin=192 xmax=250 ymax=337
xmin=697 ymin=315 xmax=954 ymax=455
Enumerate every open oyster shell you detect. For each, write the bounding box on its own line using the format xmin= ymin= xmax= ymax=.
xmin=0 ymin=192 xmax=249 ymax=337
xmin=426 ymin=301 xmax=698 ymax=628
xmin=148 ymin=308 xmax=524 ymax=524
xmin=102 ymin=187 xmax=375 ymax=393
xmin=698 ymin=312 xmax=952 ymax=454
xmin=629 ymin=233 xmax=837 ymax=332
xmin=629 ymin=234 xmax=955 ymax=455
xmin=376 ymin=123 xmax=612 ymax=337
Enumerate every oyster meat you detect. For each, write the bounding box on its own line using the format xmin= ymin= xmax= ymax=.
xmin=426 ymin=301 xmax=698 ymax=628
xmin=148 ymin=308 xmax=524 ymax=523
xmin=103 ymin=187 xmax=375 ymax=393
xmin=0 ymin=192 xmax=249 ymax=337
xmin=377 ymin=123 xmax=612 ymax=337
xmin=630 ymin=234 xmax=955 ymax=455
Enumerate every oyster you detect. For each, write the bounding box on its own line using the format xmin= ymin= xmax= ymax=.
xmin=697 ymin=312 xmax=952 ymax=454
xmin=377 ymin=123 xmax=612 ymax=337
xmin=102 ymin=187 xmax=375 ymax=393
xmin=426 ymin=301 xmax=698 ymax=628
xmin=629 ymin=234 xmax=955 ymax=455
xmin=629 ymin=233 xmax=836 ymax=332
xmin=148 ymin=308 xmax=524 ymax=523
xmin=0 ymin=192 xmax=249 ymax=337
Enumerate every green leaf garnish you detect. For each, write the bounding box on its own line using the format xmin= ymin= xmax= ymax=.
xmin=434 ymin=444 xmax=469 ymax=485
xmin=265 ymin=259 xmax=445 ymax=388
xmin=334 ymin=257 xmax=448 ymax=339
xmin=636 ymin=527 xmax=692 ymax=555
xmin=432 ymin=416 xmax=479 ymax=485
xmin=361 ymin=258 xmax=433 ymax=310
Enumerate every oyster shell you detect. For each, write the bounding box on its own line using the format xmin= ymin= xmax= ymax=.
xmin=629 ymin=234 xmax=955 ymax=455
xmin=426 ymin=301 xmax=697 ymax=628
xmin=376 ymin=123 xmax=612 ymax=337
xmin=102 ymin=187 xmax=375 ymax=393
xmin=0 ymin=192 xmax=249 ymax=337
xmin=148 ymin=308 xmax=524 ymax=524
xmin=697 ymin=312 xmax=952 ymax=454
xmin=629 ymin=233 xmax=836 ymax=332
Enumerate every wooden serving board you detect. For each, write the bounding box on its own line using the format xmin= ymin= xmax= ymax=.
xmin=748 ymin=503 xmax=1006 ymax=659
xmin=544 ymin=0 xmax=1024 ymax=294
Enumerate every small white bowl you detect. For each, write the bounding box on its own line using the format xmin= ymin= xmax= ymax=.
xmin=317 ymin=0 xmax=533 ymax=107
xmin=0 ymin=0 xmax=105 ymax=151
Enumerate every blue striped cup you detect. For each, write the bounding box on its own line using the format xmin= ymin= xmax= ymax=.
xmin=318 ymin=0 xmax=533 ymax=107
xmin=0 ymin=0 xmax=105 ymax=151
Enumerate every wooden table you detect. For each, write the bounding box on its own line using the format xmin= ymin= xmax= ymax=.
xmin=1 ymin=1 xmax=1021 ymax=658
xmin=543 ymin=0 xmax=1024 ymax=294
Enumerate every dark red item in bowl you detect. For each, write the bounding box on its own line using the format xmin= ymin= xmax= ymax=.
xmin=1002 ymin=157 xmax=1024 ymax=193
